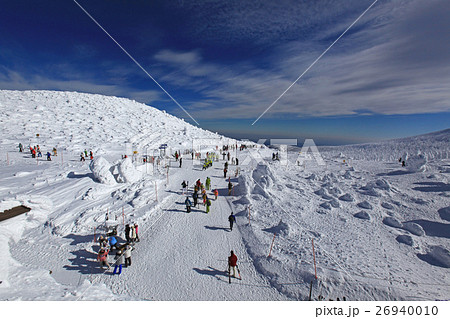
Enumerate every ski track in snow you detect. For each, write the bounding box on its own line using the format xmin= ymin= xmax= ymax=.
xmin=0 ymin=90 xmax=449 ymax=301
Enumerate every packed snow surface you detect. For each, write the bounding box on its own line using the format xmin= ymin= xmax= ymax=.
xmin=1 ymin=90 xmax=449 ymax=301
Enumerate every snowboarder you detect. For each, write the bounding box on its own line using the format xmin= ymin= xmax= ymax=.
xmin=228 ymin=250 xmax=238 ymax=280
xmin=113 ymin=249 xmax=124 ymax=275
xmin=97 ymin=248 xmax=110 ymax=269
xmin=53 ymin=147 xmax=57 ymax=156
xmin=89 ymin=151 xmax=93 ymax=160
xmin=402 ymin=160 xmax=406 ymax=167
xmin=206 ymin=197 xmax=211 ymax=213
xmin=228 ymin=212 xmax=236 ymax=231
xmin=228 ymin=180 xmax=233 ymax=195
xmin=124 ymin=244 xmax=132 ymax=267
xmin=18 ymin=143 xmax=23 ymax=152
xmin=205 ymin=177 xmax=211 ymax=190
xmin=84 ymin=149 xmax=88 ymax=157
xmin=213 ymin=189 xmax=218 ymax=200
xmin=185 ymin=196 xmax=192 ymax=213
xmin=125 ymin=224 xmax=131 ymax=243
xmin=192 ymin=191 xmax=198 ymax=207
xmin=80 ymin=153 xmax=85 ymax=161
xmin=46 ymin=152 xmax=51 ymax=161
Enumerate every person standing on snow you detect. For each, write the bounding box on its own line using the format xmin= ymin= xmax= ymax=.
xmin=205 ymin=177 xmax=211 ymax=190
xmin=130 ymin=225 xmax=137 ymax=243
xmin=113 ymin=249 xmax=124 ymax=275
xmin=109 ymin=235 xmax=119 ymax=250
xmin=18 ymin=143 xmax=23 ymax=152
xmin=97 ymin=248 xmax=110 ymax=269
xmin=213 ymin=189 xmax=218 ymax=200
xmin=192 ymin=191 xmax=198 ymax=207
xmin=224 ymin=168 xmax=228 ymax=178
xmin=228 ymin=212 xmax=236 ymax=231
xmin=125 ymin=224 xmax=131 ymax=243
xmin=134 ymin=223 xmax=140 ymax=242
xmin=206 ymin=197 xmax=211 ymax=213
xmin=228 ymin=250 xmax=238 ymax=278
xmin=185 ymin=196 xmax=192 ymax=213
xmin=46 ymin=152 xmax=51 ymax=161
xmin=124 ymin=245 xmax=132 ymax=267
xmin=179 ymin=157 xmax=182 ymax=168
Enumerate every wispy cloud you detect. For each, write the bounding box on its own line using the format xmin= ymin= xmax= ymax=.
xmin=157 ymin=0 xmax=450 ymax=120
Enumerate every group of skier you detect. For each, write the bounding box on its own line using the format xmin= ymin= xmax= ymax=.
xmin=80 ymin=149 xmax=94 ymax=162
xmin=96 ymin=222 xmax=139 ymax=275
xmin=20 ymin=143 xmax=54 ymax=161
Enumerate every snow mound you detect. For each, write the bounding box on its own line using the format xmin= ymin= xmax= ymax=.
xmin=381 ymin=202 xmax=394 ymax=210
xmin=438 ymin=206 xmax=450 ymax=221
xmin=89 ymin=157 xmax=116 ymax=185
xmin=117 ymin=157 xmax=142 ymax=183
xmin=339 ymin=193 xmax=354 ymax=202
xmin=403 ymin=222 xmax=425 ymax=236
xmin=383 ymin=217 xmax=403 ymax=229
xmin=406 ymin=154 xmax=428 ymax=172
xmin=357 ymin=201 xmax=373 ymax=210
xmin=263 ymin=219 xmax=290 ymax=237
xmin=396 ymin=235 xmax=414 ymax=246
xmin=418 ymin=246 xmax=450 ymax=268
xmin=354 ymin=211 xmax=371 ymax=220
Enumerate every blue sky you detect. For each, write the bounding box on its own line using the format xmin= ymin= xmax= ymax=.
xmin=1 ymin=0 xmax=449 ymax=145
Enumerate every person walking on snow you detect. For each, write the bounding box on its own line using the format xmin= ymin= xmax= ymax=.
xmin=205 ymin=177 xmax=211 ymax=190
xmin=124 ymin=244 xmax=132 ymax=267
xmin=214 ymin=189 xmax=218 ymax=200
xmin=228 ymin=180 xmax=233 ymax=195
xmin=181 ymin=180 xmax=187 ymax=194
xmin=113 ymin=249 xmax=124 ymax=275
xmin=206 ymin=197 xmax=211 ymax=213
xmin=185 ymin=196 xmax=192 ymax=213
xmin=228 ymin=212 xmax=236 ymax=231
xmin=97 ymin=247 xmax=110 ymax=269
xmin=228 ymin=250 xmax=238 ymax=278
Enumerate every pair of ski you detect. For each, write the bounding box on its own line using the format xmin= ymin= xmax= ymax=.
xmin=228 ymin=265 xmax=241 ymax=283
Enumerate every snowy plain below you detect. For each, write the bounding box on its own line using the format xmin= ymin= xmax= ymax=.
xmin=0 ymin=90 xmax=449 ymax=303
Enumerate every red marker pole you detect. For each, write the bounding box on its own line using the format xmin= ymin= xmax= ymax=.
xmin=268 ymin=233 xmax=276 ymax=257
xmin=312 ymin=238 xmax=318 ymax=279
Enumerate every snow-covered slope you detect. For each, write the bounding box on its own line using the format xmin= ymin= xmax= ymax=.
xmin=0 ymin=90 xmax=449 ymax=301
